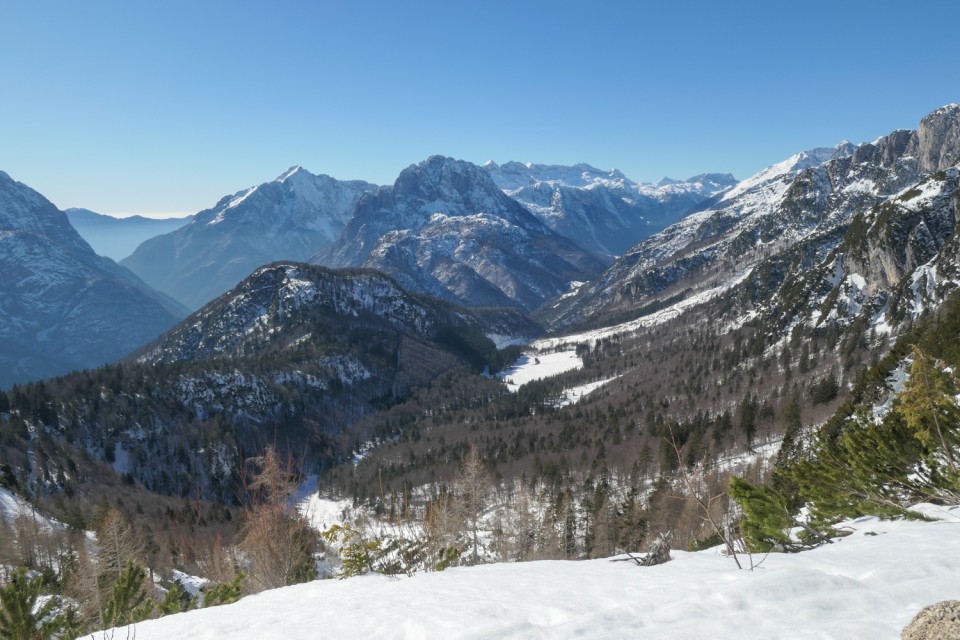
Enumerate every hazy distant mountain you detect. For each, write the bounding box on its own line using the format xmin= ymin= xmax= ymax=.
xmin=485 ymin=161 xmax=736 ymax=260
xmin=316 ymin=156 xmax=606 ymax=311
xmin=121 ymin=166 xmax=378 ymax=310
xmin=0 ymin=171 xmax=187 ymax=388
xmin=65 ymin=208 xmax=192 ymax=261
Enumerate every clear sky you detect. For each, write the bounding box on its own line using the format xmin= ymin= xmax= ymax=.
xmin=1 ymin=1 xmax=959 ymax=218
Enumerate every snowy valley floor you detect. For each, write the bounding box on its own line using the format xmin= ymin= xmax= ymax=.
xmin=95 ymin=505 xmax=960 ymax=640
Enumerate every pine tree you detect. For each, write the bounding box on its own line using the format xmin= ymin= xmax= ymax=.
xmin=102 ymin=560 xmax=153 ymax=629
xmin=728 ymin=477 xmax=795 ymax=552
xmin=202 ymin=573 xmax=245 ymax=608
xmin=0 ymin=568 xmax=76 ymax=640
xmin=897 ymin=346 xmax=960 ymax=475
xmin=157 ymin=580 xmax=193 ymax=616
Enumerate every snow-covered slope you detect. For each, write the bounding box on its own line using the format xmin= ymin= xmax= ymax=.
xmin=486 ymin=161 xmax=736 ymax=260
xmin=316 ymin=156 xmax=606 ymax=312
xmin=136 ymin=262 xmax=539 ymax=365
xmin=65 ymin=208 xmax=192 ymax=261
xmin=0 ymin=171 xmax=187 ymax=388
xmin=121 ymin=167 xmax=378 ymax=310
xmin=94 ymin=504 xmax=960 ymax=639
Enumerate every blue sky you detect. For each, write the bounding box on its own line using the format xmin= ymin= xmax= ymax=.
xmin=1 ymin=1 xmax=958 ymax=217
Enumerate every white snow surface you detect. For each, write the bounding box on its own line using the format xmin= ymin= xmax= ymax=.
xmin=94 ymin=504 xmax=960 ymax=639
xmin=498 ymin=350 xmax=583 ymax=391
xmin=552 ymin=375 xmax=620 ymax=407
xmin=537 ymin=269 xmax=752 ymax=351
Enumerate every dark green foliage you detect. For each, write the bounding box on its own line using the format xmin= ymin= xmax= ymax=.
xmin=898 ymin=346 xmax=960 ymax=474
xmin=102 ymin=561 xmax=153 ymax=629
xmin=0 ymin=568 xmax=77 ymax=640
xmin=203 ymin=573 xmax=245 ymax=608
xmin=808 ymin=373 xmax=839 ymax=405
xmin=157 ymin=580 xmax=193 ymax=616
xmin=728 ymin=477 xmax=798 ymax=552
xmin=321 ymin=523 xmax=424 ymax=579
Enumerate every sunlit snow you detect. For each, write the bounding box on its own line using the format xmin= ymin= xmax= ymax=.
xmin=93 ymin=504 xmax=960 ymax=640
xmin=498 ymin=350 xmax=582 ymax=391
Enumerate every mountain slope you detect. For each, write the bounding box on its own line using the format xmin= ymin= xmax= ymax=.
xmin=545 ymin=106 xmax=960 ymax=333
xmin=485 ymin=161 xmax=736 ymax=260
xmin=2 ymin=262 xmax=538 ymax=499
xmin=0 ymin=171 xmax=187 ymax=388
xmin=65 ymin=208 xmax=192 ymax=261
xmin=121 ymin=167 xmax=378 ymax=310
xmin=136 ymin=262 xmax=540 ymax=365
xmin=316 ymin=156 xmax=606 ymax=312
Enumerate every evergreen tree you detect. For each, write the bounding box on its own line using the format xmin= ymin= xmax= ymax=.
xmin=0 ymin=568 xmax=76 ymax=640
xmin=897 ymin=346 xmax=960 ymax=474
xmin=203 ymin=573 xmax=245 ymax=608
xmin=157 ymin=580 xmax=193 ymax=616
xmin=102 ymin=561 xmax=153 ymax=629
xmin=728 ymin=477 xmax=796 ymax=552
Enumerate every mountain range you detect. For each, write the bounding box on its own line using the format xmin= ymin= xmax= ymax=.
xmin=120 ymin=167 xmax=379 ymax=310
xmin=315 ymin=156 xmax=608 ymax=311
xmin=547 ymin=104 xmax=960 ymax=338
xmin=3 ymin=105 xmax=960 ymax=628
xmin=484 ymin=161 xmax=736 ymax=259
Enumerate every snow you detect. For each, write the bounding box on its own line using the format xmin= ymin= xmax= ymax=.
xmin=171 ymin=570 xmax=209 ymax=598
xmin=536 ymin=270 xmax=752 ymax=351
xmin=558 ymin=280 xmax=586 ymax=301
xmin=552 ymin=375 xmax=619 ymax=407
xmin=0 ymin=487 xmax=26 ymax=524
xmin=299 ymin=494 xmax=355 ymax=532
xmin=498 ymin=350 xmax=583 ymax=391
xmin=93 ymin=504 xmax=960 ymax=640
xmin=718 ymin=144 xmax=849 ymax=204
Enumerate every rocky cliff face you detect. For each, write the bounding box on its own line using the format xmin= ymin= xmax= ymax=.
xmin=916 ymin=103 xmax=960 ymax=173
xmin=121 ymin=167 xmax=378 ymax=310
xmin=0 ymin=171 xmax=187 ymax=388
xmin=544 ymin=105 xmax=960 ymax=340
xmin=316 ymin=156 xmax=606 ymax=311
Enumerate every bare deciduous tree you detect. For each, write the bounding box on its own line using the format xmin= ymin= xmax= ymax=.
xmin=454 ymin=448 xmax=490 ymax=565
xmin=240 ymin=447 xmax=318 ymax=592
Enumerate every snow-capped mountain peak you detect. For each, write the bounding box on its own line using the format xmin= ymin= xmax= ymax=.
xmin=719 ymin=141 xmax=855 ymax=204
xmin=316 ymin=155 xmax=605 ymax=311
xmin=121 ymin=168 xmax=379 ymax=310
xmin=276 ymin=165 xmax=305 ymax=182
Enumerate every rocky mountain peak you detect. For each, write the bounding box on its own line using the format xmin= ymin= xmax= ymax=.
xmin=917 ymin=103 xmax=960 ymax=173
xmin=0 ymin=171 xmax=90 ymax=254
xmin=0 ymin=171 xmax=186 ymax=387
xmin=393 ymin=155 xmax=508 ymax=211
xmin=275 ymin=165 xmax=305 ymax=182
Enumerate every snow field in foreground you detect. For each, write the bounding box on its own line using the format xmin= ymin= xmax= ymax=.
xmin=94 ymin=504 xmax=960 ymax=640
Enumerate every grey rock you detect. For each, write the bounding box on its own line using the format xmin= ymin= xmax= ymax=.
xmin=902 ymin=600 xmax=960 ymax=640
xmin=317 ymin=156 xmax=606 ymax=312
xmin=918 ymin=104 xmax=960 ymax=174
